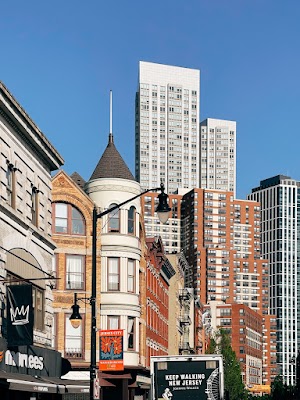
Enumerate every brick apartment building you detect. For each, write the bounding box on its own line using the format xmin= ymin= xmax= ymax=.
xmin=181 ymin=188 xmax=277 ymax=385
xmin=145 ymin=237 xmax=175 ymax=367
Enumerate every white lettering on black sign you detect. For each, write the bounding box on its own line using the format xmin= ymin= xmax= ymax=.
xmin=5 ymin=350 xmax=44 ymax=370
xmin=165 ymin=373 xmax=206 ymax=389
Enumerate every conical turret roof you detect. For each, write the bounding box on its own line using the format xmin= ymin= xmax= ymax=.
xmin=89 ymin=133 xmax=135 ymax=181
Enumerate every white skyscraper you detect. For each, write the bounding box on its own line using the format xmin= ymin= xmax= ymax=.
xmin=249 ymin=175 xmax=300 ymax=385
xmin=200 ymin=118 xmax=236 ymax=197
xmin=135 ymin=61 xmax=200 ymax=194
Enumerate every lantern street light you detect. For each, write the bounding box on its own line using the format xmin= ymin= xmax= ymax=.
xmin=70 ymin=183 xmax=170 ymax=400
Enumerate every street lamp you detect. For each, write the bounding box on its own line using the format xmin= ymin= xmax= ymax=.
xmin=69 ymin=183 xmax=170 ymax=400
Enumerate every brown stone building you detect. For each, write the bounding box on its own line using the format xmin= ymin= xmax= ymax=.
xmin=52 ymin=170 xmax=101 ymax=374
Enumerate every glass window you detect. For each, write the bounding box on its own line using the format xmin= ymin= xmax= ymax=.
xmin=65 ymin=315 xmax=83 ymax=358
xmin=33 ymin=286 xmax=44 ymax=331
xmin=128 ymin=206 xmax=136 ymax=234
xmin=108 ymin=258 xmax=120 ymax=291
xmin=31 ymin=187 xmax=39 ymax=226
xmin=128 ymin=316 xmax=135 ymax=350
xmin=53 ymin=203 xmax=85 ymax=235
xmin=66 ymin=255 xmax=85 ymax=290
xmin=72 ymin=207 xmax=85 ymax=234
xmin=54 ymin=203 xmax=67 ymax=232
xmin=109 ymin=204 xmax=120 ymax=232
xmin=128 ymin=259 xmax=135 ymax=293
xmin=6 ymin=164 xmax=15 ymax=208
xmin=108 ymin=316 xmax=119 ymax=330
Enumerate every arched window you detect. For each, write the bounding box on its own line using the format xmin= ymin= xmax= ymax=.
xmin=108 ymin=204 xmax=120 ymax=232
xmin=128 ymin=206 xmax=136 ymax=234
xmin=53 ymin=203 xmax=85 ymax=235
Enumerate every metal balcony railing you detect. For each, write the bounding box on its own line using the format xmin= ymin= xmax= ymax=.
xmin=65 ymin=348 xmax=84 ymax=359
xmin=179 ymin=315 xmax=191 ymax=325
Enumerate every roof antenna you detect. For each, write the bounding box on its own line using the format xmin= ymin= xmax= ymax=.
xmin=109 ymin=90 xmax=113 ymax=144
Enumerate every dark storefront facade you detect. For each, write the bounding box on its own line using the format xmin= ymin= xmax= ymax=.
xmin=0 ymin=338 xmax=90 ymax=399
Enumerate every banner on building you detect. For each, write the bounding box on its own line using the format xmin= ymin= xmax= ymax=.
xmin=7 ymin=284 xmax=34 ymax=346
xmin=99 ymin=330 xmax=124 ymax=371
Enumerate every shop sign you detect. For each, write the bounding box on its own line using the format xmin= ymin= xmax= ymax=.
xmin=5 ymin=350 xmax=44 ymax=370
xmin=7 ymin=284 xmax=34 ymax=346
xmin=0 ymin=338 xmax=62 ymax=377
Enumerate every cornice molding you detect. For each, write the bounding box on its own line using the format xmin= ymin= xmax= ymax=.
xmin=86 ymin=184 xmax=141 ymax=196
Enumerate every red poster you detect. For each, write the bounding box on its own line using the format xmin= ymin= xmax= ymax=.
xmin=99 ymin=330 xmax=124 ymax=371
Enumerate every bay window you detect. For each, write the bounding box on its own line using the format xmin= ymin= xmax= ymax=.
xmin=127 ymin=316 xmax=135 ymax=350
xmin=108 ymin=258 xmax=120 ymax=291
xmin=128 ymin=259 xmax=135 ymax=293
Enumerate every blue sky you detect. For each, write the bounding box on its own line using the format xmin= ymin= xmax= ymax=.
xmin=1 ymin=0 xmax=300 ymax=199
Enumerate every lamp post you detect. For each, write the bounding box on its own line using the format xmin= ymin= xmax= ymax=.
xmin=70 ymin=183 xmax=170 ymax=400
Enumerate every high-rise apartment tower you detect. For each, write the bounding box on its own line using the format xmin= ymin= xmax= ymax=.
xmin=249 ymin=175 xmax=300 ymax=385
xmin=135 ymin=61 xmax=200 ymax=194
xmin=200 ymin=118 xmax=236 ymax=197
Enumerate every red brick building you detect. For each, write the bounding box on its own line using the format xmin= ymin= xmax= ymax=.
xmin=145 ymin=237 xmax=175 ymax=367
xmin=181 ymin=188 xmax=277 ymax=385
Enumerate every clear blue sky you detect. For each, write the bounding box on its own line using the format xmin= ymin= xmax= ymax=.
xmin=1 ymin=0 xmax=300 ymax=199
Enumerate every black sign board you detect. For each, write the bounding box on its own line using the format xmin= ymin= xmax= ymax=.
xmin=152 ymin=356 xmax=223 ymax=400
xmin=0 ymin=338 xmax=62 ymax=377
xmin=7 ymin=284 xmax=34 ymax=346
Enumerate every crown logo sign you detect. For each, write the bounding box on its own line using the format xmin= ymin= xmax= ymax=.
xmin=10 ymin=305 xmax=30 ymax=325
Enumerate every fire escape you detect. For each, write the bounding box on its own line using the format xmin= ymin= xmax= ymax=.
xmin=178 ymin=288 xmax=193 ymax=354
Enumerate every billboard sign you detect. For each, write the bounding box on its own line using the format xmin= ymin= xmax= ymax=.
xmin=151 ymin=355 xmax=224 ymax=400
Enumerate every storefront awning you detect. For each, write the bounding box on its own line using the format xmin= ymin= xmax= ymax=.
xmin=128 ymin=374 xmax=151 ymax=389
xmin=100 ymin=372 xmax=132 ymax=379
xmin=44 ymin=376 xmax=116 ymax=391
xmin=0 ymin=372 xmax=65 ymax=394
xmin=0 ymin=372 xmax=116 ymax=394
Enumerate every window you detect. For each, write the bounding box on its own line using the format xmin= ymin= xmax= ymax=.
xmin=127 ymin=316 xmax=135 ymax=350
xmin=66 ymin=255 xmax=85 ymax=290
xmin=65 ymin=315 xmax=83 ymax=358
xmin=108 ymin=204 xmax=120 ymax=232
xmin=128 ymin=259 xmax=135 ymax=293
xmin=128 ymin=206 xmax=136 ymax=234
xmin=6 ymin=163 xmax=15 ymax=208
xmin=108 ymin=316 xmax=120 ymax=330
xmin=108 ymin=258 xmax=120 ymax=291
xmin=33 ymin=286 xmax=44 ymax=330
xmin=53 ymin=203 xmax=85 ymax=235
xmin=31 ymin=187 xmax=39 ymax=226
